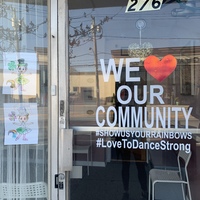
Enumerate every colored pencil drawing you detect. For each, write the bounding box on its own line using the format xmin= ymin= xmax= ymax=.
xmin=4 ymin=103 xmax=39 ymax=145
xmin=7 ymin=58 xmax=30 ymax=91
xmin=3 ymin=53 xmax=37 ymax=95
xmin=8 ymin=107 xmax=33 ymax=141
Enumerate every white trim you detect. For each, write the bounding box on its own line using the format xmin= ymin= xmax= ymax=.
xmin=58 ymin=0 xmax=70 ymax=200
xmin=48 ymin=0 xmax=59 ymax=199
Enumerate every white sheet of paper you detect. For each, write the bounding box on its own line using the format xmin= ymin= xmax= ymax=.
xmin=2 ymin=52 xmax=37 ymax=95
xmin=4 ymin=103 xmax=39 ymax=145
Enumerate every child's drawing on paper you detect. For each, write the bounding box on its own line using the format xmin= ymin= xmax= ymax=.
xmin=7 ymin=58 xmax=29 ymax=91
xmin=8 ymin=107 xmax=33 ymax=141
xmin=4 ymin=103 xmax=39 ymax=145
xmin=3 ymin=53 xmax=37 ymax=95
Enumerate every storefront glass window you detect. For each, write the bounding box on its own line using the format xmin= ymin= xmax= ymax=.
xmin=0 ymin=0 xmax=48 ymax=198
xmin=69 ymin=1 xmax=200 ymax=200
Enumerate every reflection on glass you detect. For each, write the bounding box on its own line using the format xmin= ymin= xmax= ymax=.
xmin=69 ymin=1 xmax=200 ymax=200
xmin=0 ymin=1 xmax=48 ymax=197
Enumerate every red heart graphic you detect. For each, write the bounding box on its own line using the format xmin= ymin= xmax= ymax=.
xmin=144 ymin=55 xmax=177 ymax=82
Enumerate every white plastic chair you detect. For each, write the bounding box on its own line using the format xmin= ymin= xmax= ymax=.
xmin=148 ymin=150 xmax=192 ymax=200
xmin=73 ymin=131 xmax=92 ymax=175
xmin=0 ymin=182 xmax=48 ymax=199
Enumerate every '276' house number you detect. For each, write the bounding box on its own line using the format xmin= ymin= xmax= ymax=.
xmin=126 ymin=0 xmax=164 ymax=13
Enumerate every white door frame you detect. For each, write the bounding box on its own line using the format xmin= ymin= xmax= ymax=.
xmin=48 ymin=0 xmax=59 ymax=199
xmin=48 ymin=0 xmax=71 ymax=199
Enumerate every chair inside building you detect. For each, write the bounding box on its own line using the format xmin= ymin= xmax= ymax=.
xmin=73 ymin=131 xmax=92 ymax=175
xmin=148 ymin=150 xmax=192 ymax=200
xmin=0 ymin=182 xmax=48 ymax=199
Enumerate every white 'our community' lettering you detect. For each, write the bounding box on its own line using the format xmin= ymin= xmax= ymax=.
xmin=96 ymin=58 xmax=193 ymax=128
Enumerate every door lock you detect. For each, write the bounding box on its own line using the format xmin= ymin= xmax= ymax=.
xmin=58 ymin=173 xmax=65 ymax=181
xmin=59 ymin=100 xmax=66 ymax=128
xmin=60 ymin=100 xmax=64 ymax=116
xmin=55 ymin=173 xmax=65 ymax=189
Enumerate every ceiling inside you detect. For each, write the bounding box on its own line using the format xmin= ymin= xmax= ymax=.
xmin=111 ymin=46 xmax=200 ymax=64
xmin=69 ymin=0 xmax=125 ymax=9
xmin=68 ymin=0 xmax=177 ymax=9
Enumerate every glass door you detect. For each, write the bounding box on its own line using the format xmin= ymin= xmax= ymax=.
xmin=69 ymin=1 xmax=200 ymax=200
xmin=0 ymin=0 xmax=48 ymax=199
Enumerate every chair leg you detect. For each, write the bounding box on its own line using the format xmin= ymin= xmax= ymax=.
xmin=187 ymin=183 xmax=192 ymax=200
xmin=90 ymin=148 xmax=92 ymax=167
xmin=152 ymin=182 xmax=155 ymax=200
xmin=181 ymin=183 xmax=192 ymax=200
xmin=87 ymin=153 xmax=89 ymax=176
xmin=148 ymin=176 xmax=151 ymax=200
xmin=73 ymin=153 xmax=75 ymax=165
xmin=181 ymin=183 xmax=186 ymax=200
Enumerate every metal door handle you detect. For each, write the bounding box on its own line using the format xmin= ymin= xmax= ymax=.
xmin=59 ymin=129 xmax=73 ymax=171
